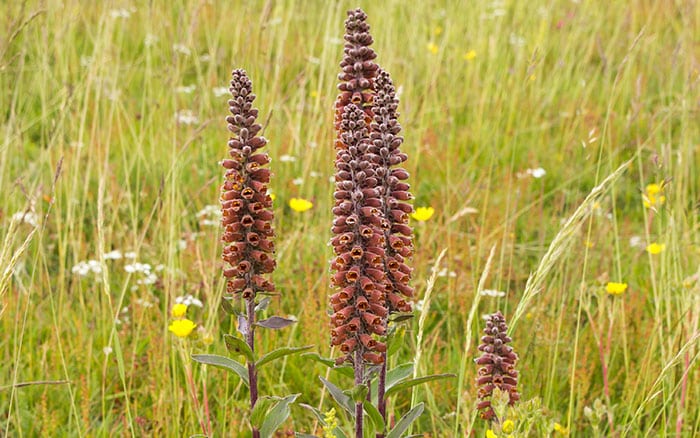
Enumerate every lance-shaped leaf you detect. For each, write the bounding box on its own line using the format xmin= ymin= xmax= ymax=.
xmin=221 ymin=297 xmax=237 ymax=315
xmin=259 ymin=393 xmax=300 ymax=437
xmin=191 ymin=354 xmax=249 ymax=387
xmin=386 ymin=403 xmax=424 ymax=438
xmin=384 ymin=373 xmax=456 ymax=398
xmin=371 ymin=362 xmax=413 ymax=401
xmin=223 ymin=334 xmax=254 ymax=363
xmin=256 ymin=315 xmax=296 ymax=329
xmin=319 ymin=376 xmax=354 ymax=418
xmin=256 ymin=345 xmax=314 ymax=368
xmin=363 ymin=400 xmax=385 ymax=433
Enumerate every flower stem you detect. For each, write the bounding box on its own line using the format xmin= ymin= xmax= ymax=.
xmin=376 ymin=352 xmax=387 ymax=438
xmin=247 ymin=297 xmax=260 ymax=438
xmin=354 ymin=350 xmax=364 ymax=438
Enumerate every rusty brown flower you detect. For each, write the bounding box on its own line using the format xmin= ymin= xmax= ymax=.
xmin=369 ymin=69 xmax=414 ymax=313
xmin=475 ymin=311 xmax=520 ymax=420
xmin=221 ymin=69 xmax=275 ymax=301
xmin=329 ymin=103 xmax=389 ymax=365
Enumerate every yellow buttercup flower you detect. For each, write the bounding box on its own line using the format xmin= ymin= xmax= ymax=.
xmin=486 ymin=429 xmax=497 ymax=438
xmin=289 ymin=198 xmax=313 ymax=212
xmin=426 ymin=43 xmax=439 ymax=54
xmin=411 ymin=206 xmax=435 ymax=221
xmin=269 ymin=193 xmax=276 ymax=201
xmin=553 ymin=422 xmax=569 ymax=435
xmin=502 ymin=419 xmax=515 ymax=433
xmin=642 ymin=183 xmax=666 ymax=208
xmin=171 ymin=303 xmax=188 ymax=318
xmin=605 ymin=282 xmax=628 ymax=295
xmin=433 ymin=26 xmax=443 ymax=36
xmin=168 ymin=319 xmax=196 ymax=338
xmin=463 ymin=49 xmax=477 ymax=61
xmin=646 ymin=243 xmax=665 ymax=255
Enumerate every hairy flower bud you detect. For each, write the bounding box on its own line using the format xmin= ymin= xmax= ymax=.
xmin=475 ymin=311 xmax=520 ymax=420
xmin=330 ymin=103 xmax=388 ymax=365
xmin=334 ymin=8 xmax=379 ymax=132
xmin=221 ymin=69 xmax=275 ymax=300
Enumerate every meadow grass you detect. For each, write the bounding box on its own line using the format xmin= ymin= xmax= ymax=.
xmin=1 ymin=0 xmax=699 ymax=435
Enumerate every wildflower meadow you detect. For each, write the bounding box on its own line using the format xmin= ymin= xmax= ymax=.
xmin=2 ymin=1 xmax=699 ymax=436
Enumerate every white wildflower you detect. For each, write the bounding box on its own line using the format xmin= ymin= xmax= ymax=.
xmin=144 ymin=33 xmax=158 ymax=47
xmin=172 ymin=43 xmax=191 ymax=56
xmin=292 ymin=177 xmax=304 ymax=186
xmin=109 ymin=8 xmax=133 ymax=19
xmin=175 ymin=84 xmax=196 ymax=94
xmin=175 ymin=110 xmax=199 ymax=125
xmin=103 ymin=250 xmax=123 ymax=260
xmin=480 ymin=289 xmax=507 ymax=298
xmin=124 ymin=251 xmax=137 ymax=259
xmin=12 ymin=211 xmax=38 ymax=227
xmin=212 ymin=87 xmax=229 ymax=97
xmin=279 ymin=154 xmax=297 ymax=163
xmin=103 ymin=346 xmax=113 ymax=356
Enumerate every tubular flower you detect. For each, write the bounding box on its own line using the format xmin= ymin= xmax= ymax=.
xmin=330 ymin=103 xmax=389 ymax=365
xmin=475 ymin=311 xmax=520 ymax=421
xmin=334 ymin=8 xmax=379 ymax=131
xmin=221 ymin=69 xmax=276 ymax=301
xmin=369 ymin=69 xmax=414 ymax=313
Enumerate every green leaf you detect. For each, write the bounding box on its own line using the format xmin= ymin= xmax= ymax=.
xmin=301 ymin=353 xmax=354 ymax=378
xmin=387 ymin=325 xmax=406 ymax=356
xmin=385 ymin=363 xmax=415 ymax=391
xmin=319 ymin=376 xmax=354 ymax=418
xmin=223 ymin=334 xmax=254 ymax=363
xmin=259 ymin=393 xmax=299 ymax=437
xmin=256 ymin=315 xmax=297 ymax=329
xmin=389 ymin=312 xmax=414 ymax=323
xmin=221 ymin=297 xmax=237 ymax=315
xmin=255 ymin=297 xmax=271 ymax=312
xmin=348 ymin=384 xmax=368 ymax=403
xmin=191 ymin=354 xmax=249 ymax=387
xmin=256 ymin=345 xmax=314 ymax=368
xmin=297 ymin=403 xmax=325 ymax=423
xmin=386 ymin=403 xmax=424 ymax=438
xmin=384 ymin=374 xmax=456 ymax=398
xmin=363 ymin=400 xmax=385 ymax=433
xmin=251 ymin=396 xmax=276 ymax=428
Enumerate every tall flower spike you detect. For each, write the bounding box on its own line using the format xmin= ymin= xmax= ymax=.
xmin=335 ymin=8 xmax=379 ymax=131
xmin=221 ymin=69 xmax=276 ymax=300
xmin=369 ymin=69 xmax=414 ymax=313
xmin=475 ymin=311 xmax=520 ymax=421
xmin=330 ymin=103 xmax=389 ymax=365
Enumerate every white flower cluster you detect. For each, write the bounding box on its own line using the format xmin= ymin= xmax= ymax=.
xmin=72 ymin=260 xmax=103 ymax=277
xmin=197 ymin=204 xmax=222 ymax=227
xmin=125 ymin=262 xmax=158 ymax=285
xmin=480 ymin=289 xmax=507 ymax=298
xmin=12 ymin=211 xmax=39 ymax=227
xmin=175 ymin=294 xmax=204 ymax=308
xmin=175 ymin=110 xmax=199 ymax=125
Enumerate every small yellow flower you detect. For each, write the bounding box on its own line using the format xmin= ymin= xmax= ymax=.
xmin=411 ymin=206 xmax=435 ymax=222
xmin=502 ymin=419 xmax=515 ymax=434
xmin=269 ymin=193 xmax=276 ymax=201
xmin=642 ymin=183 xmax=666 ymax=208
xmin=310 ymin=90 xmax=319 ymax=98
xmin=553 ymin=422 xmax=569 ymax=435
xmin=605 ymin=282 xmax=628 ymax=295
xmin=322 ymin=408 xmax=338 ymax=438
xmin=171 ymin=303 xmax=188 ymax=318
xmin=289 ymin=197 xmax=313 ymax=212
xmin=486 ymin=429 xmax=497 ymax=438
xmin=463 ymin=49 xmax=477 ymax=61
xmin=426 ymin=42 xmax=439 ymax=54
xmin=646 ymin=242 xmax=665 ymax=255
xmin=433 ymin=26 xmax=443 ymax=36
xmin=168 ymin=319 xmax=196 ymax=338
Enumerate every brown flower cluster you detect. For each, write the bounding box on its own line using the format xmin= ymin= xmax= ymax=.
xmin=369 ymin=69 xmax=414 ymax=313
xmin=475 ymin=311 xmax=520 ymax=420
xmin=334 ymin=8 xmax=379 ymax=131
xmin=221 ymin=69 xmax=275 ymax=301
xmin=329 ymin=103 xmax=389 ymax=365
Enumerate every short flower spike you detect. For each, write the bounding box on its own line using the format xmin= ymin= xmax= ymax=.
xmin=221 ymin=69 xmax=276 ymax=301
xmin=475 ymin=311 xmax=520 ymax=420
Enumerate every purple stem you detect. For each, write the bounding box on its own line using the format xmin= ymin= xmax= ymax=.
xmin=247 ymin=298 xmax=260 ymax=438
xmin=376 ymin=352 xmax=387 ymax=438
xmin=355 ymin=350 xmax=364 ymax=438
